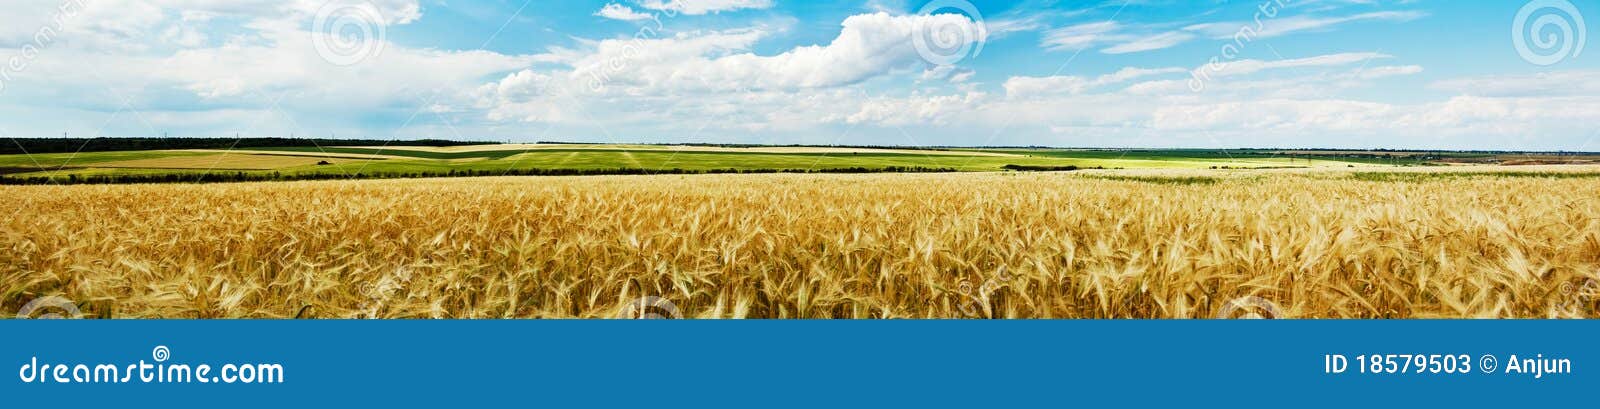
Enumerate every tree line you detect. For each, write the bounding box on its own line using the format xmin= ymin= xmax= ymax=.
xmin=0 ymin=166 xmax=960 ymax=185
xmin=1 ymin=138 xmax=495 ymax=155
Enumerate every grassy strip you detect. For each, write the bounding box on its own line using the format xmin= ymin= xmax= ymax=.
xmin=254 ymin=146 xmax=992 ymax=160
xmin=253 ymin=146 xmax=528 ymax=160
xmin=1350 ymin=171 xmax=1600 ymax=182
xmin=984 ymin=149 xmax=1414 ymax=164
xmin=0 ymin=166 xmax=960 ymax=185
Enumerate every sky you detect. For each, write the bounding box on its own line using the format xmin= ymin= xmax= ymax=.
xmin=0 ymin=0 xmax=1596 ymax=149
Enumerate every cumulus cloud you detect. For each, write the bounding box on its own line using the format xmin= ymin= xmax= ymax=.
xmin=0 ymin=0 xmax=529 ymax=138
xmin=0 ymin=2 xmax=1592 ymax=149
xmin=595 ymin=3 xmax=654 ymax=21
xmin=482 ymin=12 xmax=984 ymax=102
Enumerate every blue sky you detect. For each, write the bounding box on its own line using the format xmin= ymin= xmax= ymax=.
xmin=0 ymin=0 xmax=1595 ymax=149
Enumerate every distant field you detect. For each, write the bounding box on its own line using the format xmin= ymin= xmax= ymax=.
xmin=6 ymin=142 xmax=1595 ymax=184
xmin=347 ymin=144 xmax=1019 ymax=156
xmin=0 ymin=143 xmax=1402 ymax=183
xmin=93 ymin=153 xmax=345 ymax=170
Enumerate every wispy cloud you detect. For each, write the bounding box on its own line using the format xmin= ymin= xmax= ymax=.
xmin=1205 ymin=52 xmax=1395 ymax=77
xmin=1184 ymin=11 xmax=1427 ymax=39
xmin=1041 ymin=21 xmax=1122 ymax=51
xmin=638 ymin=0 xmax=775 ymax=15
xmin=1103 ymin=31 xmax=1195 ymax=54
xmin=1042 ymin=8 xmax=1426 ymax=55
xmin=1431 ymin=71 xmax=1600 ymax=97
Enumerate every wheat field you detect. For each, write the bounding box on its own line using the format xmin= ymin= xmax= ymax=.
xmin=3 ymin=169 xmax=1599 ymax=319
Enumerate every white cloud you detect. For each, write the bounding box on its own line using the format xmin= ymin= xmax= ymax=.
xmin=1184 ymin=11 xmax=1426 ymax=40
xmin=595 ymin=3 xmax=654 ymax=21
xmin=474 ymin=11 xmax=992 ymax=138
xmin=1353 ymin=65 xmax=1423 ymax=80
xmin=1201 ymin=52 xmax=1392 ymax=78
xmin=847 ymin=91 xmax=987 ymax=126
xmin=472 ymin=29 xmax=1600 ymax=150
xmin=1 ymin=3 xmax=1592 ymax=150
xmin=1102 ymin=31 xmax=1195 ymax=54
xmin=919 ymin=65 xmax=975 ymax=83
xmin=639 ymin=0 xmax=774 ymax=15
xmin=0 ymin=0 xmax=531 ymax=138
xmin=1004 ymin=67 xmax=1187 ymax=98
xmin=1430 ymin=71 xmax=1600 ymax=98
xmin=485 ymin=12 xmax=984 ymax=101
xmin=1041 ymin=21 xmax=1120 ymax=51
xmin=1042 ymin=9 xmax=1425 ymax=55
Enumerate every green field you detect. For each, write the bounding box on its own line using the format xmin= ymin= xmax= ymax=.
xmin=0 ymin=144 xmax=1434 ymax=184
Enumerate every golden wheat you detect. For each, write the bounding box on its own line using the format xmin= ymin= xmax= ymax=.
xmin=3 ymin=169 xmax=1599 ymax=318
